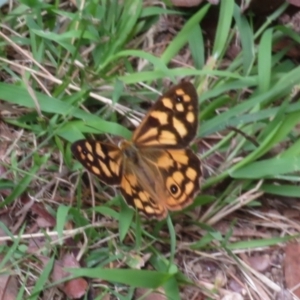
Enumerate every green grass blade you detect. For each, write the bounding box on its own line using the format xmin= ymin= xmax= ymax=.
xmin=161 ymin=4 xmax=210 ymax=64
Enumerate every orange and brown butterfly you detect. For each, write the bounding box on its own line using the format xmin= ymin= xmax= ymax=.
xmin=71 ymin=81 xmax=201 ymax=220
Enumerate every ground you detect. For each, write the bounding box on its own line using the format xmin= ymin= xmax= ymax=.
xmin=1 ymin=1 xmax=300 ymax=299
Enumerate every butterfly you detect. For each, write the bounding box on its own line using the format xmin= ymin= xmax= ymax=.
xmin=71 ymin=81 xmax=201 ymax=220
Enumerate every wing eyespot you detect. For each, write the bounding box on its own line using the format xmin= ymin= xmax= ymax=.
xmin=167 ymin=176 xmax=181 ymax=197
xmin=175 ymin=95 xmax=183 ymax=103
xmin=170 ymin=184 xmax=179 ymax=195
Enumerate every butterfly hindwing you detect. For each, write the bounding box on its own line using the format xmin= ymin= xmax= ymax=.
xmin=161 ymin=149 xmax=201 ymax=211
xmin=119 ymin=147 xmax=201 ymax=220
xmin=120 ymin=168 xmax=167 ymax=220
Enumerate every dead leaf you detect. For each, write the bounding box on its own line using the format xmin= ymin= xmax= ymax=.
xmin=63 ymin=278 xmax=89 ymax=299
xmin=284 ymin=243 xmax=300 ymax=297
xmin=288 ymin=0 xmax=300 ymax=7
xmin=54 ymin=253 xmax=88 ymax=299
xmin=38 ymin=254 xmax=88 ymax=299
xmin=0 ymin=271 xmax=18 ymax=300
xmin=32 ymin=202 xmax=56 ymax=228
xmin=27 ymin=236 xmax=54 ymax=253
xmin=135 ymin=288 xmax=166 ymax=300
xmin=247 ymin=254 xmax=270 ymax=272
xmin=228 ymin=279 xmax=244 ymax=294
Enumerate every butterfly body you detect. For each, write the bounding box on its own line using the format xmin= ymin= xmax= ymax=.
xmin=72 ymin=82 xmax=201 ymax=220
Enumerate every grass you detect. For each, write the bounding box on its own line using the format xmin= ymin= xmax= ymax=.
xmin=0 ymin=0 xmax=300 ymax=299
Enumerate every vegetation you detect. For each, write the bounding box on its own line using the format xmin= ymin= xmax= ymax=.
xmin=0 ymin=0 xmax=299 ymax=299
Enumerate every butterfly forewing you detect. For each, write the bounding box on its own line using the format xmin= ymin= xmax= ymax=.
xmin=71 ymin=140 xmax=123 ymax=185
xmin=132 ymin=82 xmax=198 ymax=148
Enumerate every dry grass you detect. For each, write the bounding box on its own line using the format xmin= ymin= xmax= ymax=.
xmin=1 ymin=1 xmax=300 ymax=299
